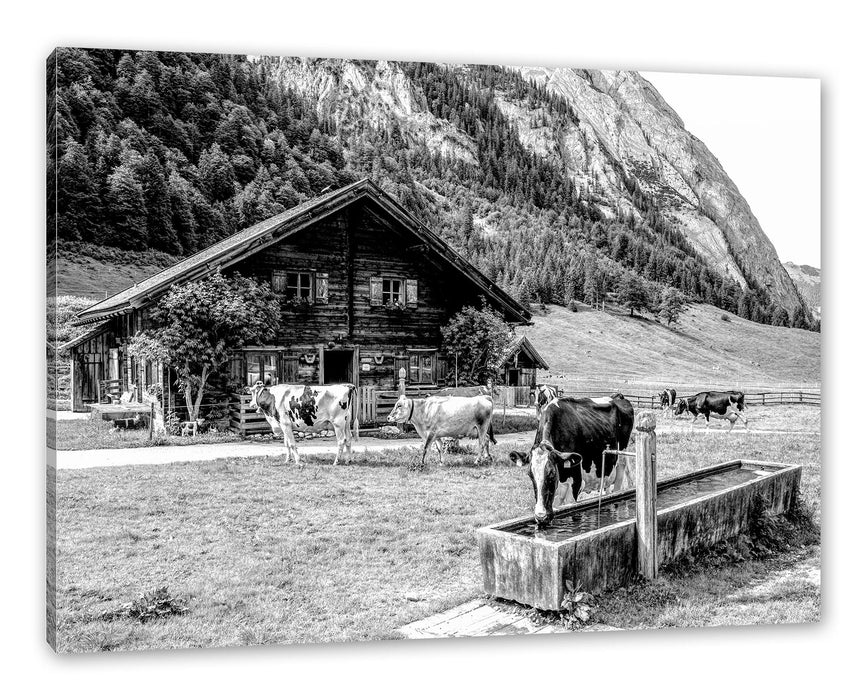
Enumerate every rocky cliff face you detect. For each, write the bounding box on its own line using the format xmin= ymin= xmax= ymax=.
xmin=263 ymin=57 xmax=803 ymax=316
xmin=268 ymin=58 xmax=477 ymax=165
xmin=508 ymin=68 xmax=801 ymax=311
xmin=784 ymin=262 xmax=821 ymax=319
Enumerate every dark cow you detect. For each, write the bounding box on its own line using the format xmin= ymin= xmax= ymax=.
xmin=508 ymin=394 xmax=634 ymax=525
xmin=674 ymin=390 xmax=748 ymax=431
xmin=658 ymin=388 xmax=677 ymax=416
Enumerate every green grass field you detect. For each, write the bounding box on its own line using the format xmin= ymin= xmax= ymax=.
xmin=528 ymin=302 xmax=820 ymax=388
xmin=54 ymin=406 xmax=821 ymax=652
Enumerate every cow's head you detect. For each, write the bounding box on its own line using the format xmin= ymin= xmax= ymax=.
xmin=674 ymin=399 xmax=688 ymax=416
xmin=509 ymin=441 xmax=582 ymax=526
xmin=248 ymin=381 xmax=280 ymax=432
xmin=387 ymin=396 xmax=413 ymax=424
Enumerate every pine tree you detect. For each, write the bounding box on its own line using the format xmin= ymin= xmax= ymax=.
xmin=461 ymin=201 xmax=474 ymax=242
xmin=198 ymin=143 xmax=236 ymax=201
xmin=658 ymin=288 xmax=686 ymax=326
xmin=105 ymin=163 xmax=148 ymax=249
xmin=56 ymin=139 xmax=100 ymax=242
xmin=168 ymin=170 xmax=198 ymax=254
xmin=139 ymin=151 xmax=181 ymax=254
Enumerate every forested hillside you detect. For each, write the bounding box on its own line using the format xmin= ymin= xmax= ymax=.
xmin=47 ymin=49 xmax=815 ymax=330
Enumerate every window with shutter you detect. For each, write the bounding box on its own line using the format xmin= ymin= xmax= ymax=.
xmin=406 ymin=279 xmax=418 ymax=307
xmin=315 ymin=272 xmax=329 ymax=303
xmin=287 ymin=272 xmax=312 ymax=300
xmin=271 ymin=270 xmax=287 ymax=293
xmin=370 ymin=276 xmax=383 ymax=306
xmin=382 ymin=277 xmax=403 ymax=305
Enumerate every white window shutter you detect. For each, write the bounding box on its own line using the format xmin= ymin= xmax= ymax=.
xmin=406 ymin=279 xmax=418 ymax=306
xmin=271 ymin=270 xmax=287 ymax=293
xmin=370 ymin=276 xmax=383 ymax=306
xmin=315 ymin=271 xmax=329 ymax=302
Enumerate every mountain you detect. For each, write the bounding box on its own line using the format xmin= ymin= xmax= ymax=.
xmin=784 ymin=262 xmax=821 ymax=319
xmin=267 ymin=58 xmax=804 ymax=318
xmin=48 ymin=50 xmax=814 ymax=329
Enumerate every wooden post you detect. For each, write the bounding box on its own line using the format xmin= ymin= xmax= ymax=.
xmin=634 ymin=410 xmax=658 ymax=580
xmin=398 ymin=367 xmax=406 ymax=397
xmin=454 ymin=354 xmax=458 ymax=388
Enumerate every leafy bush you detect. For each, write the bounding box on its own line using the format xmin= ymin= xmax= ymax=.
xmin=97 ymin=586 xmax=189 ymax=624
xmin=559 ymin=580 xmax=594 ymax=628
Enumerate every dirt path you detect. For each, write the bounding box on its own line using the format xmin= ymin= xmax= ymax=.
xmin=52 ymin=418 xmax=819 ymax=470
xmin=52 ymin=431 xmax=540 ymax=469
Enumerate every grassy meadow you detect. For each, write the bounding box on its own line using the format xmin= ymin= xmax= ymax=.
xmin=54 ymin=405 xmax=821 ymax=652
xmin=529 ymin=302 xmax=820 ymax=387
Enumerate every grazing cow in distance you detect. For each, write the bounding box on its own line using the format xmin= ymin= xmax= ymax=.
xmin=658 ymin=388 xmax=677 ymax=416
xmin=509 ymin=394 xmax=634 ymax=525
xmin=388 ymin=394 xmax=495 ymax=466
xmin=248 ymin=381 xmax=356 ymax=466
xmin=675 ymin=390 xmax=748 ymax=431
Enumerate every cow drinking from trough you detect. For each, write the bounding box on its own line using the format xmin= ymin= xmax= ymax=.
xmin=509 ymin=394 xmax=635 ymax=526
xmin=387 ymin=394 xmax=495 ymax=467
xmin=674 ymin=390 xmax=748 ymax=431
xmin=248 ymin=381 xmax=356 ymax=466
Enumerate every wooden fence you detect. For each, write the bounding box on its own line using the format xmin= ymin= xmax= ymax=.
xmin=229 ymin=393 xmax=275 ymax=435
xmin=357 ymin=384 xmax=536 ymax=428
xmin=560 ymin=389 xmax=821 ymax=409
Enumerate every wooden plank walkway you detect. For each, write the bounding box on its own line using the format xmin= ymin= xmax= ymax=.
xmin=398 ymin=599 xmax=619 ymax=639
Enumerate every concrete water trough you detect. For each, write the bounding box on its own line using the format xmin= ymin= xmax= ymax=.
xmin=477 ymin=459 xmax=802 ymax=611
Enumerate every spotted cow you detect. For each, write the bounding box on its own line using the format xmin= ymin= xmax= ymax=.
xmin=248 ymin=381 xmax=356 ymax=466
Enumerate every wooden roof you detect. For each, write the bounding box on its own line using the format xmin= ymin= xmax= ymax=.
xmin=74 ymin=179 xmax=530 ymax=326
xmin=504 ymin=335 xmax=549 ymax=370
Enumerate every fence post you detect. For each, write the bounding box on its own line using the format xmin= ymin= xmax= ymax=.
xmin=635 ymin=410 xmax=658 ymax=580
xmin=398 ymin=368 xmax=406 ymax=397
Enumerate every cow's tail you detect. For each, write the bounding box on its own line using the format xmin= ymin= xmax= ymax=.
xmin=347 ymin=384 xmax=359 ymax=440
xmin=488 ymin=421 xmax=497 ymax=445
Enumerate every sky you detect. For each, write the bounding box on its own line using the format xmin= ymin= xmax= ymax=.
xmin=642 ymin=72 xmax=821 ymax=268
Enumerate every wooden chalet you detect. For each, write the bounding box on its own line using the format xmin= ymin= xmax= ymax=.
xmin=500 ymin=335 xmax=548 ymax=388
xmin=65 ymin=179 xmax=548 ymax=427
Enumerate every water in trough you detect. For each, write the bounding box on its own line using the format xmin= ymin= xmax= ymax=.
xmin=505 ymin=466 xmax=773 ymax=543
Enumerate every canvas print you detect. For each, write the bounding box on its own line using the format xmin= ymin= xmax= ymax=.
xmin=46 ymin=49 xmax=821 ymax=652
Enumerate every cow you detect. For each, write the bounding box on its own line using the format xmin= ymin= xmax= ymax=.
xmin=674 ymin=390 xmax=748 ymax=431
xmin=535 ymin=384 xmax=559 ymax=418
xmin=387 ymin=394 xmax=495 ymax=466
xmin=509 ymin=394 xmax=635 ymax=526
xmin=658 ymin=388 xmax=677 ymax=417
xmin=248 ymin=381 xmax=356 ymax=466
xmin=432 ymin=386 xmax=497 ymax=446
